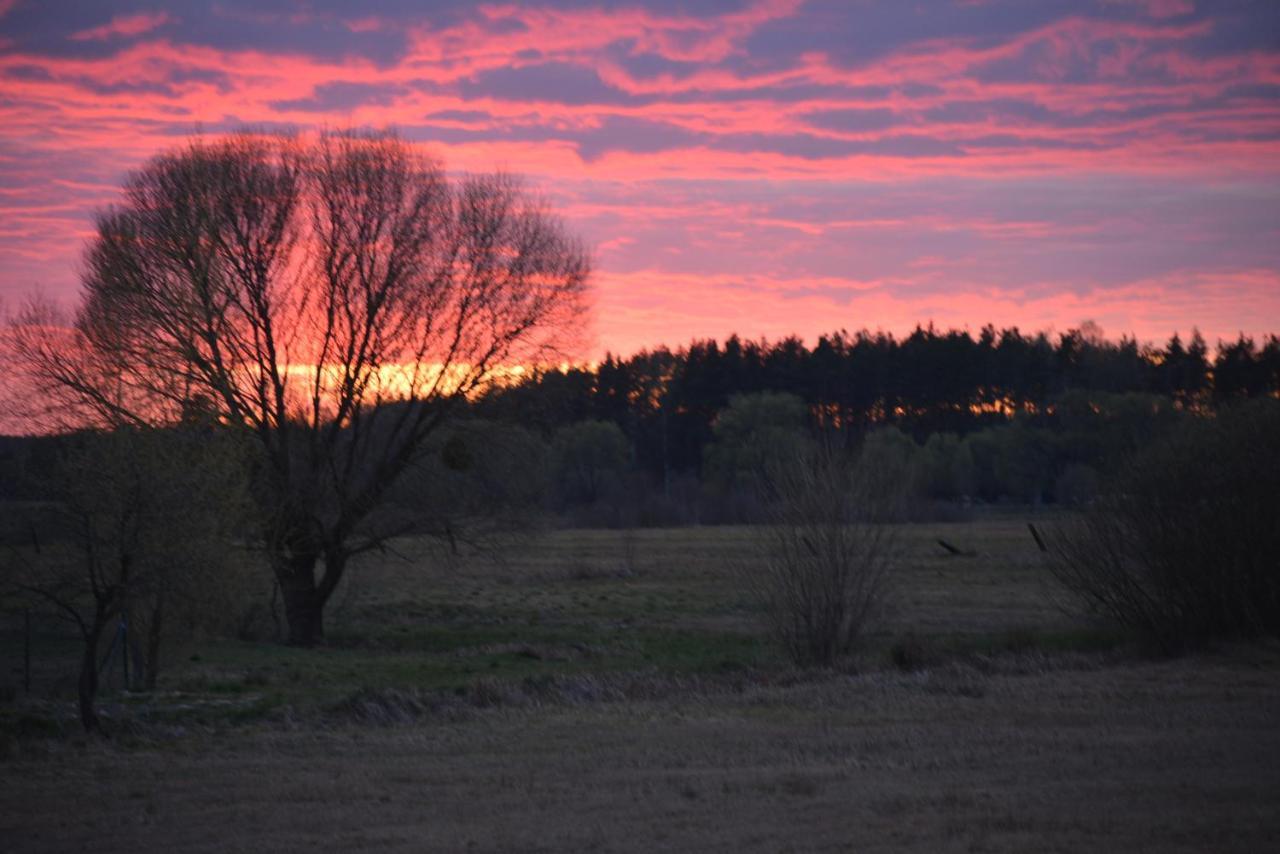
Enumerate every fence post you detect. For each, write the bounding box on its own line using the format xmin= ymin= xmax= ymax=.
xmin=1027 ymin=522 xmax=1048 ymax=553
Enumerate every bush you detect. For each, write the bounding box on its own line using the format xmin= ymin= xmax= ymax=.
xmin=747 ymin=447 xmax=901 ymax=666
xmin=1048 ymin=400 xmax=1280 ymax=652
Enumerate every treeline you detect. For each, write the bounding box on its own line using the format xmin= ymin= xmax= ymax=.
xmin=4 ymin=325 xmax=1278 ymax=527
xmin=465 ymin=325 xmax=1279 ymax=523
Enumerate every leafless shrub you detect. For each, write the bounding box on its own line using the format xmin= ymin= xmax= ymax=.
xmin=747 ymin=446 xmax=903 ymax=666
xmin=1048 ymin=400 xmax=1280 ymax=653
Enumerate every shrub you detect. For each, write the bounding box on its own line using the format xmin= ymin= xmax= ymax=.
xmin=1048 ymin=400 xmax=1280 ymax=653
xmin=747 ymin=446 xmax=901 ymax=666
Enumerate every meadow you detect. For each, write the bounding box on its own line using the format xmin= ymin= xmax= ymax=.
xmin=2 ymin=514 xmax=1278 ymax=852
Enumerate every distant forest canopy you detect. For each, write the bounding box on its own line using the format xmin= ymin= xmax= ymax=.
xmin=3 ymin=323 xmax=1278 ymax=522
xmin=464 ymin=323 xmax=1279 ymax=520
xmin=477 ymin=324 xmax=1279 ymax=457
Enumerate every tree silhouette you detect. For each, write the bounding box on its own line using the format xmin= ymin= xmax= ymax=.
xmin=15 ymin=131 xmax=588 ymax=645
xmin=475 ymin=321 xmax=1276 ymax=494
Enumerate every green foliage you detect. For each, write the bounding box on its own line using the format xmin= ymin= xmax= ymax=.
xmin=551 ymin=420 xmax=631 ymax=506
xmin=702 ymin=391 xmax=812 ymax=496
xmin=988 ymin=422 xmax=1052 ymax=504
xmin=856 ymin=426 xmax=920 ymax=511
xmin=395 ymin=419 xmax=551 ymax=528
xmin=1053 ymin=390 xmax=1182 ymax=467
xmin=948 ymin=438 xmax=979 ymax=499
xmin=859 ymin=426 xmax=917 ymax=476
xmin=913 ymin=433 xmax=964 ymax=500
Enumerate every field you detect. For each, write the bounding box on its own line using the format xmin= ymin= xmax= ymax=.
xmin=3 ymin=515 xmax=1279 ymax=852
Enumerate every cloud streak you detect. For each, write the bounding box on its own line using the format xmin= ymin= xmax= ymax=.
xmin=69 ymin=11 xmax=172 ymax=42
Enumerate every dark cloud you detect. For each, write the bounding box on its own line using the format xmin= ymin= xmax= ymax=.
xmin=742 ymin=0 xmax=1083 ymax=72
xmin=713 ymin=132 xmax=963 ymax=160
xmin=0 ymin=0 xmax=417 ymax=65
xmin=458 ymin=62 xmax=647 ymax=106
xmin=425 ymin=109 xmax=493 ymax=123
xmin=576 ymin=116 xmax=702 ymax=160
xmin=2 ymin=65 xmax=56 ymax=82
xmin=666 ymin=83 xmax=895 ymax=106
xmin=604 ymin=46 xmax=704 ymax=82
xmin=271 ymin=82 xmax=409 ymax=113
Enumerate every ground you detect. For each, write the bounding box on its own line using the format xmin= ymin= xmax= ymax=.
xmin=2 ymin=514 xmax=1278 ymax=851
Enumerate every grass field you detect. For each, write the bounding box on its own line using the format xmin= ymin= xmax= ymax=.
xmin=2 ymin=514 xmax=1278 ymax=851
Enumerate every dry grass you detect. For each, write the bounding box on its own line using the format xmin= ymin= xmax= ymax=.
xmin=2 ymin=513 xmax=1277 ymax=851
xmin=2 ymin=650 xmax=1278 ymax=852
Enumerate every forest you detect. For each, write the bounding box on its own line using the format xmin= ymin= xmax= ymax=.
xmin=468 ymin=324 xmax=1280 ymax=522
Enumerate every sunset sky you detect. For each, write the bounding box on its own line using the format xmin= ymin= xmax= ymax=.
xmin=1 ymin=0 xmax=1278 ymax=357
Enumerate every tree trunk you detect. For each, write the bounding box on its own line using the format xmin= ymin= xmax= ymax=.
xmin=144 ymin=596 xmax=164 ymax=691
xmin=277 ymin=553 xmax=324 ymax=646
xmin=276 ymin=547 xmax=353 ymax=647
xmin=277 ymin=558 xmax=320 ymax=645
xmin=77 ymin=616 xmax=107 ymax=734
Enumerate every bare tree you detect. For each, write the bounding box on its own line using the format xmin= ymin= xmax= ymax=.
xmin=12 ymin=131 xmax=589 ymax=645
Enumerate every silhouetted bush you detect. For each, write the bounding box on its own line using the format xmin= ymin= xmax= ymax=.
xmin=1048 ymin=400 xmax=1280 ymax=653
xmin=747 ymin=446 xmax=902 ymax=666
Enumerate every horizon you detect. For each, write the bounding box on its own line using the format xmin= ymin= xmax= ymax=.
xmin=2 ymin=318 xmax=1271 ymax=438
xmin=1 ymin=1 xmax=1279 ymax=356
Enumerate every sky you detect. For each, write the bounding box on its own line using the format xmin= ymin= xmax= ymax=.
xmin=1 ymin=0 xmax=1278 ymax=357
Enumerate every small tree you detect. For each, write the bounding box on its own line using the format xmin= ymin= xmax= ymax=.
xmin=748 ymin=446 xmax=902 ymax=666
xmin=1048 ymin=400 xmax=1280 ymax=653
xmin=6 ymin=426 xmax=249 ymax=731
